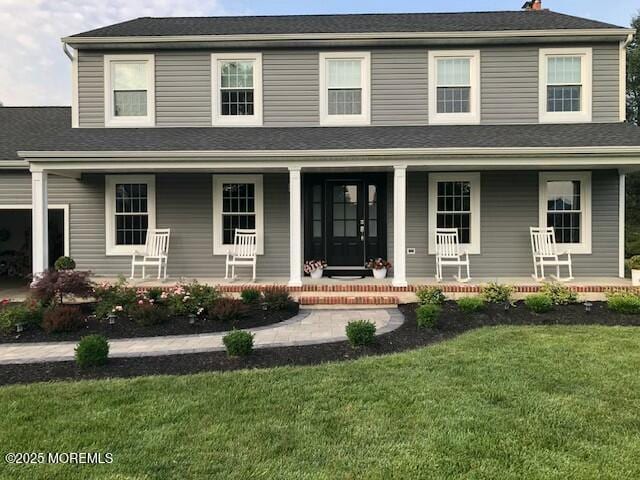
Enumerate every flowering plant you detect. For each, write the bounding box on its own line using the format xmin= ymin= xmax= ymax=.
xmin=304 ymin=260 xmax=327 ymax=274
xmin=365 ymin=258 xmax=392 ymax=270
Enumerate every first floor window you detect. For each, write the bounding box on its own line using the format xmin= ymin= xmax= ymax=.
xmin=105 ymin=175 xmax=156 ymax=255
xmin=213 ymin=175 xmax=264 ymax=255
xmin=104 ymin=55 xmax=155 ymax=127
xmin=539 ymin=172 xmax=591 ymax=254
xmin=212 ymin=53 xmax=262 ymax=126
xmin=428 ymin=173 xmax=480 ymax=254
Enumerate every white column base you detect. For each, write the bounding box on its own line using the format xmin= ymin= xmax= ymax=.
xmin=288 ymin=167 xmax=303 ymax=288
xmin=31 ymin=170 xmax=49 ymax=277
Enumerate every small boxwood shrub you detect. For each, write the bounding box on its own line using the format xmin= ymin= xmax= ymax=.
xmin=263 ymin=287 xmax=292 ymax=310
xmin=42 ymin=305 xmax=85 ymax=333
xmin=457 ymin=296 xmax=485 ymax=313
xmin=628 ymin=255 xmax=640 ymax=270
xmin=129 ymin=302 xmax=170 ymax=326
xmin=525 ymin=294 xmax=553 ymax=313
xmin=54 ymin=256 xmax=76 ymax=271
xmin=345 ymin=320 xmax=376 ymax=347
xmin=210 ymin=297 xmax=249 ymax=322
xmin=539 ymin=282 xmax=577 ymax=305
xmin=75 ymin=335 xmax=109 ymax=368
xmin=0 ymin=301 xmax=42 ymax=334
xmin=606 ymin=292 xmax=640 ymax=314
xmin=482 ymin=282 xmax=515 ymax=304
xmin=223 ymin=330 xmax=254 ymax=357
xmin=240 ymin=288 xmax=262 ymax=304
xmin=416 ymin=286 xmax=446 ymax=305
xmin=416 ymin=303 xmax=441 ymax=328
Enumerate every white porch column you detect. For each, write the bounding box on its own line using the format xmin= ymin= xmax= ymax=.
xmin=288 ymin=167 xmax=303 ymax=287
xmin=619 ymin=172 xmax=626 ymax=278
xmin=393 ymin=165 xmax=407 ymax=287
xmin=31 ymin=170 xmax=49 ymax=276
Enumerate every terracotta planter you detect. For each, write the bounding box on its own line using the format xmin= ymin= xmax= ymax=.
xmin=310 ymin=268 xmax=324 ymax=279
xmin=372 ymin=267 xmax=387 ymax=279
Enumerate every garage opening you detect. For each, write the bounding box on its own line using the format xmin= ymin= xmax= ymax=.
xmin=0 ymin=207 xmax=67 ymax=282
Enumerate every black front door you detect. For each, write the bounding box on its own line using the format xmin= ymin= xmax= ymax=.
xmin=327 ymin=181 xmax=364 ymax=266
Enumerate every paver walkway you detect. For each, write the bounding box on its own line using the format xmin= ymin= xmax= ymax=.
xmin=0 ymin=308 xmax=404 ymax=365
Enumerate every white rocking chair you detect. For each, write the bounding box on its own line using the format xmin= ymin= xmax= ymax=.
xmin=225 ymin=228 xmax=257 ymax=282
xmin=529 ymin=227 xmax=573 ymax=282
xmin=435 ymin=228 xmax=471 ymax=282
xmin=130 ymin=228 xmax=171 ymax=280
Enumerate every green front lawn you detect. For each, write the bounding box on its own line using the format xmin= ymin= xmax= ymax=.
xmin=2 ymin=326 xmax=640 ymax=479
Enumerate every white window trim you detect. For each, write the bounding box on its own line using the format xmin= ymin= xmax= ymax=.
xmin=428 ymin=50 xmax=481 ymax=125
xmin=0 ymin=204 xmax=70 ymax=257
xmin=428 ymin=172 xmax=481 ymax=255
xmin=104 ymin=54 xmax=155 ymax=128
xmin=319 ymin=51 xmax=371 ymax=126
xmin=104 ymin=174 xmax=156 ymax=256
xmin=211 ymin=53 xmax=263 ymax=127
xmin=539 ymin=47 xmax=592 ymax=124
xmin=212 ymin=174 xmax=264 ymax=255
xmin=538 ymin=171 xmax=592 ymax=255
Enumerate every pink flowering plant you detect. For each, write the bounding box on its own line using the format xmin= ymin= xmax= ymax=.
xmin=93 ymin=277 xmax=137 ymax=321
xmin=365 ymin=258 xmax=392 ymax=270
xmin=165 ymin=281 xmax=219 ymax=318
xmin=303 ymin=260 xmax=327 ymax=274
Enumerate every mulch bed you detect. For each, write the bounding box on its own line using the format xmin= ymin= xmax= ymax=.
xmin=2 ymin=301 xmax=639 ymax=386
xmin=0 ymin=302 xmax=299 ymax=344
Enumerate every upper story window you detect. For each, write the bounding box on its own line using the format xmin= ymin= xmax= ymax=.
xmin=104 ymin=55 xmax=155 ymax=128
xmin=539 ymin=48 xmax=592 ymax=123
xmin=428 ymin=50 xmax=480 ymax=125
xmin=211 ymin=53 xmax=263 ymax=126
xmin=319 ymin=52 xmax=370 ymax=126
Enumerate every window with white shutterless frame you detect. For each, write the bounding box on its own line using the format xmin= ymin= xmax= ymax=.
xmin=428 ymin=50 xmax=481 ymax=125
xmin=319 ymin=52 xmax=371 ymax=126
xmin=211 ymin=53 xmax=263 ymax=126
xmin=104 ymin=54 xmax=155 ymax=127
xmin=539 ymin=48 xmax=592 ymax=123
xmin=212 ymin=175 xmax=264 ymax=255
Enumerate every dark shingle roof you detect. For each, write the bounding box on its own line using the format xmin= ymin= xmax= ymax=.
xmin=70 ymin=10 xmax=623 ymax=38
xmin=3 ymin=107 xmax=640 ymax=161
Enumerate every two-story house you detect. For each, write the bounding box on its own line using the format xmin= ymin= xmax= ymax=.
xmin=1 ymin=4 xmax=640 ymax=289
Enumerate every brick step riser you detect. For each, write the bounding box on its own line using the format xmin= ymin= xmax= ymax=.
xmin=298 ymin=296 xmax=400 ymax=305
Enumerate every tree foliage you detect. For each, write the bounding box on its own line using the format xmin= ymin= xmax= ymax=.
xmin=626 ymin=12 xmax=640 ymax=256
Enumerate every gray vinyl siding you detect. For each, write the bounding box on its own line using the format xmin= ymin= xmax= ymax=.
xmin=404 ymin=169 xmax=619 ymax=278
xmin=77 ymin=50 xmax=105 ymax=128
xmin=263 ymin=51 xmax=319 ymax=126
xmin=155 ymin=52 xmax=211 ymax=127
xmin=371 ymin=49 xmax=429 ymax=125
xmin=592 ymin=43 xmax=620 ymax=122
xmin=481 ymin=47 xmax=538 ymax=124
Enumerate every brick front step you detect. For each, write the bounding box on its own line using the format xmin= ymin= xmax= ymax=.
xmin=297 ymin=295 xmax=400 ymax=305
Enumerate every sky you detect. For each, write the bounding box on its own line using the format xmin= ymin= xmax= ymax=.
xmin=0 ymin=0 xmax=638 ymax=106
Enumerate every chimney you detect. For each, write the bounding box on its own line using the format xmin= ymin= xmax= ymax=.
xmin=521 ymin=0 xmax=542 ymax=10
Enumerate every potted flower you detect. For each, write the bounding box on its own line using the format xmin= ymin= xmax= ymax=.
xmin=304 ymin=259 xmax=327 ymax=279
xmin=366 ymin=258 xmax=392 ymax=279
xmin=629 ymin=255 xmax=640 ymax=286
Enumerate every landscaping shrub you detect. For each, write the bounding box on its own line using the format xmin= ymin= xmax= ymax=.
xmin=416 ymin=303 xmax=441 ymax=328
xmin=164 ymin=282 xmax=219 ymax=317
xmin=240 ymin=288 xmax=262 ymax=304
xmin=0 ymin=300 xmax=43 ymax=334
xmin=210 ymin=297 xmax=249 ymax=322
xmin=129 ymin=302 xmax=170 ymax=326
xmin=187 ymin=282 xmax=220 ymax=309
xmin=54 ymin=256 xmax=76 ymax=271
xmin=93 ymin=278 xmax=138 ymax=320
xmin=345 ymin=320 xmax=376 ymax=347
xmin=525 ymin=294 xmax=554 ymax=313
xmin=263 ymin=287 xmax=292 ymax=310
xmin=145 ymin=287 xmax=164 ymax=304
xmin=539 ymin=282 xmax=577 ymax=305
xmin=31 ymin=269 xmax=93 ymax=306
xmin=606 ymin=292 xmax=640 ymax=314
xmin=482 ymin=282 xmax=515 ymax=304
xmin=416 ymin=286 xmax=446 ymax=305
xmin=223 ymin=330 xmax=254 ymax=357
xmin=75 ymin=335 xmax=109 ymax=368
xmin=457 ymin=296 xmax=485 ymax=313
xmin=42 ymin=305 xmax=85 ymax=333
xmin=628 ymin=255 xmax=640 ymax=270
